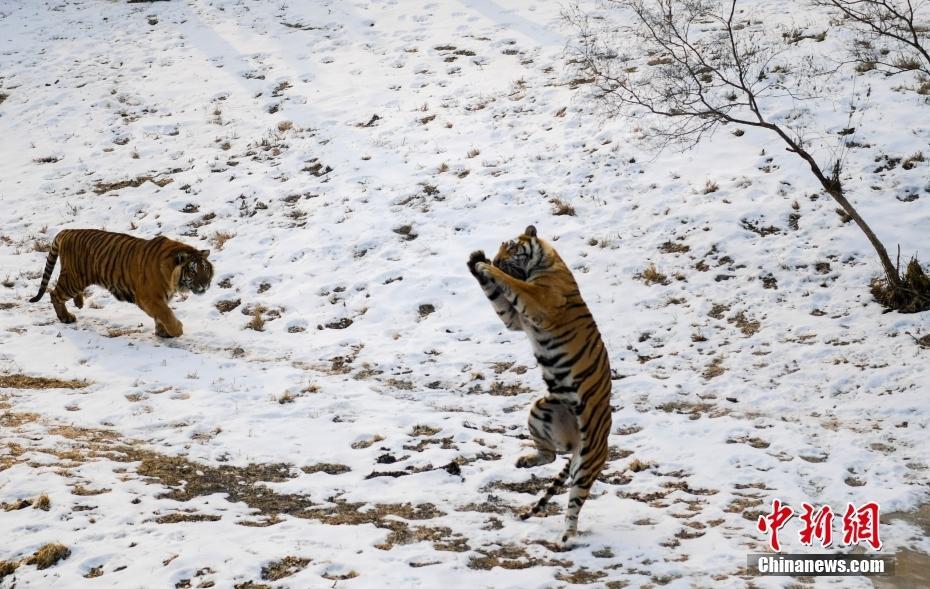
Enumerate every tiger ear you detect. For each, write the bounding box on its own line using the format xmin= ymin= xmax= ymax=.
xmin=199 ymin=249 xmax=211 ymax=258
xmin=524 ymin=225 xmax=537 ymax=238
xmin=174 ymin=251 xmax=190 ymax=266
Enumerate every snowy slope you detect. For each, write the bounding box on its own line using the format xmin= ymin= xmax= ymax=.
xmin=0 ymin=1 xmax=928 ymax=587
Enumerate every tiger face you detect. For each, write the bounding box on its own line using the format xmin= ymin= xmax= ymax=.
xmin=493 ymin=225 xmax=542 ymax=281
xmin=176 ymin=250 xmax=214 ymax=295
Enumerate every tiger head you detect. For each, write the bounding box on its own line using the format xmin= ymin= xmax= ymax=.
xmin=493 ymin=225 xmax=554 ymax=280
xmin=175 ymin=249 xmax=214 ymax=295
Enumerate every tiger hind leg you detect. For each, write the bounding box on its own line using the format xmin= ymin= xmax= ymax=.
xmin=517 ymin=397 xmax=578 ymax=468
xmin=562 ymin=474 xmax=596 ymax=543
xmin=73 ymin=290 xmax=85 ymax=309
xmin=520 ymin=458 xmax=572 ymax=520
xmin=49 ymin=272 xmax=82 ymax=324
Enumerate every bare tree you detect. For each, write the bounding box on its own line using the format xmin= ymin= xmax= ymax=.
xmin=815 ymin=0 xmax=930 ymax=82
xmin=566 ymin=0 xmax=930 ymax=312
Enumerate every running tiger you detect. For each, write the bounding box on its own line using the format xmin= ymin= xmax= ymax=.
xmin=29 ymin=229 xmax=213 ymax=338
xmin=467 ymin=225 xmax=612 ymax=543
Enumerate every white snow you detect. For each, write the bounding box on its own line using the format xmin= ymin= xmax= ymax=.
xmin=0 ymin=0 xmax=928 ymax=587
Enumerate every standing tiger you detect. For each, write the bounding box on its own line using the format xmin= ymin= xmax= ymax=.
xmin=467 ymin=225 xmax=613 ymax=543
xmin=29 ymin=229 xmax=213 ymax=338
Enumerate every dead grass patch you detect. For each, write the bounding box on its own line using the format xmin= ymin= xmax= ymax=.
xmin=0 ymin=374 xmax=89 ymax=389
xmin=0 ymin=560 xmax=18 ymax=579
xmin=702 ymin=357 xmax=726 ymax=379
xmin=261 ymin=556 xmax=310 ymax=581
xmin=550 ymin=198 xmax=575 ymax=216
xmin=728 ymin=311 xmax=760 ymax=336
xmin=155 ymin=512 xmax=222 ymax=524
xmin=93 ymin=175 xmax=172 ymax=195
xmin=659 ymin=241 xmax=690 ymax=254
xmin=33 ymin=493 xmax=50 ymax=511
xmin=25 ymin=543 xmax=70 ymax=570
xmin=210 ymin=231 xmax=236 ymax=251
xmin=410 ymin=424 xmax=441 ymax=437
xmin=301 ymin=463 xmax=350 ymax=475
xmin=655 ymin=400 xmax=728 ymax=419
xmin=637 ymin=264 xmax=670 ymax=286
xmin=482 ymin=475 xmax=553 ymax=495
xmin=467 ymin=544 xmax=571 ymax=570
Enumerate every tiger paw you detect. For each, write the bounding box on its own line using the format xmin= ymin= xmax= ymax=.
xmin=59 ymin=313 xmax=76 ymax=324
xmin=515 ymin=454 xmax=536 ymax=468
xmin=467 ymin=250 xmax=489 ymax=276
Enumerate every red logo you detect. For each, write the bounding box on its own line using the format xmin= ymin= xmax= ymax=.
xmin=757 ymin=500 xmax=881 ymax=552
xmin=756 ymin=499 xmax=794 ymax=552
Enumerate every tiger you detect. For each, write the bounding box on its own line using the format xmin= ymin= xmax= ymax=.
xmin=467 ymin=225 xmax=613 ymax=543
xmin=29 ymin=229 xmax=213 ymax=338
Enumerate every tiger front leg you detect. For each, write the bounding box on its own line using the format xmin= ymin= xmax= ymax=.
xmin=467 ymin=251 xmax=523 ymax=331
xmin=138 ymin=297 xmax=183 ymax=338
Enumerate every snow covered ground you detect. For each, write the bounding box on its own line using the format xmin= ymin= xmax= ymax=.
xmin=0 ymin=0 xmax=928 ymax=587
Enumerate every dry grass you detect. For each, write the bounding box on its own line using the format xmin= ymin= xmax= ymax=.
xmin=550 ymin=197 xmax=575 ymax=216
xmin=409 ymin=424 xmax=441 ymax=437
xmin=351 ymin=434 xmax=385 ymax=449
xmin=246 ymin=305 xmax=267 ymax=332
xmin=210 ymin=231 xmax=236 ymax=251
xmin=276 ymin=120 xmax=293 ymax=133
xmin=0 ymin=374 xmax=89 ymax=389
xmin=301 ymin=463 xmax=351 ymax=475
xmin=93 ymin=175 xmax=172 ymax=195
xmin=638 ymin=264 xmax=669 ymax=286
xmin=702 ymin=356 xmax=726 ymax=379
xmin=703 ymin=180 xmax=719 ymax=194
xmin=25 ymin=543 xmax=70 ymax=570
xmin=437 ymin=162 xmax=449 ymax=173
xmin=0 ymin=560 xmax=18 ymax=580
xmin=261 ymin=556 xmax=311 ymax=581
xmin=33 ymin=493 xmax=50 ymax=511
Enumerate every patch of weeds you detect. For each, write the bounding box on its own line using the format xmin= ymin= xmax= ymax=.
xmin=727 ymin=435 xmax=770 ymax=449
xmin=261 ymin=556 xmax=310 ymax=581
xmin=655 ymin=401 xmax=728 ymax=419
xmin=155 ymin=512 xmax=222 ymax=524
xmin=550 ymin=197 xmax=575 ymax=216
xmin=707 ymin=303 xmax=730 ymax=319
xmin=467 ymin=544 xmax=571 ymax=570
xmin=740 ymin=218 xmax=780 ymax=237
xmin=482 ymin=475 xmax=552 ymax=495
xmin=702 ymin=357 xmax=726 ymax=379
xmin=659 ymin=241 xmax=690 ymax=254
xmin=410 ymin=424 xmax=441 ymax=437
xmin=556 ymin=568 xmax=607 ymax=584
xmin=0 ymin=374 xmax=89 ymax=389
xmin=215 ymin=299 xmax=241 ymax=313
xmin=93 ymin=175 xmax=172 ymax=195
xmin=728 ymin=311 xmax=760 ymax=335
xmin=246 ymin=305 xmax=267 ymax=331
xmin=0 ymin=560 xmax=18 ymax=579
xmin=33 ymin=493 xmax=50 ymax=511
xmin=351 ymin=434 xmax=385 ymax=449
xmin=703 ymin=180 xmax=719 ymax=194
xmin=301 ymin=463 xmax=351 ymax=475
xmin=637 ymin=264 xmax=669 ymax=286
xmin=210 ymin=231 xmax=236 ymax=250
xmin=26 ymin=543 xmax=70 ymax=570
